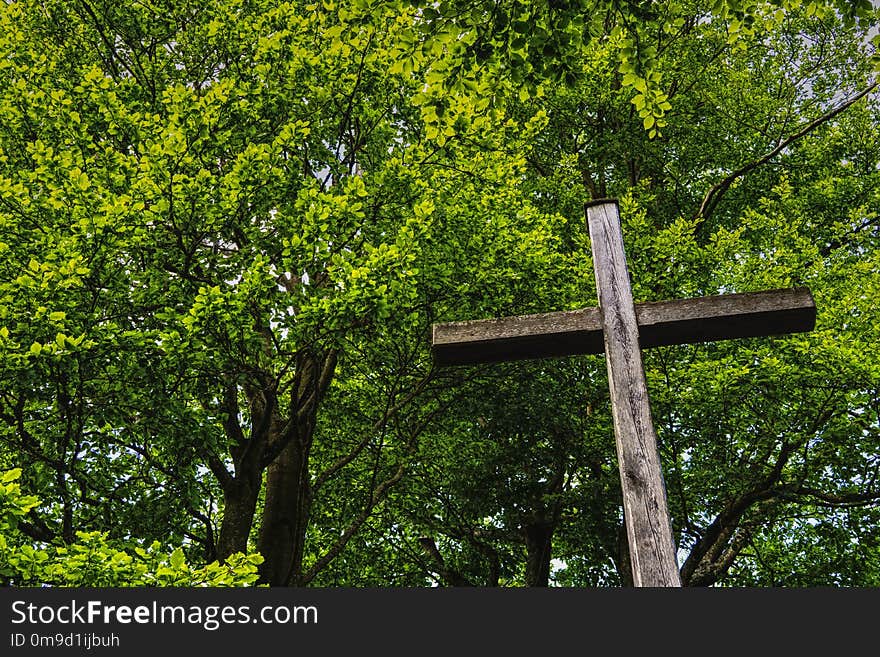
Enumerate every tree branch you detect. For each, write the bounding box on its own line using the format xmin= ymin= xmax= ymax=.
xmin=299 ymin=460 xmax=409 ymax=585
xmin=417 ymin=536 xmax=474 ymax=586
xmin=696 ymin=80 xmax=878 ymax=223
xmin=312 ymin=368 xmax=434 ymax=493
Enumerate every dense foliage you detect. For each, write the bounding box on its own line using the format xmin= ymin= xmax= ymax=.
xmin=0 ymin=0 xmax=877 ymax=586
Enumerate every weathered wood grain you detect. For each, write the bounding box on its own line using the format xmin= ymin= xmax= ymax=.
xmin=431 ymin=287 xmax=815 ymax=366
xmin=432 ymin=307 xmax=604 ymax=366
xmin=429 ymin=196 xmax=818 ymax=588
xmin=586 ymin=199 xmax=682 ymax=587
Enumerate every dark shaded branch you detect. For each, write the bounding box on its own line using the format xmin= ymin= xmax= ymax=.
xmin=299 ymin=460 xmax=409 ymax=585
xmin=792 ymin=486 xmax=880 ymax=508
xmin=681 ymin=441 xmax=795 ymax=585
xmin=696 ymin=80 xmax=878 ymax=222
xmin=18 ymin=515 xmax=56 ymax=543
xmin=263 ymin=351 xmax=338 ymax=468
xmin=417 ymin=537 xmax=475 ymax=587
xmin=220 ymin=381 xmax=246 ymax=462
xmin=312 ymin=368 xmax=435 ymax=493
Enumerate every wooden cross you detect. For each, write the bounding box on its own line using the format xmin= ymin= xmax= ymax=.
xmin=431 ymin=199 xmax=816 ymax=587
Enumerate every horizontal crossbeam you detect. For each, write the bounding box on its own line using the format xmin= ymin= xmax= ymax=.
xmin=431 ymin=287 xmax=815 ymax=366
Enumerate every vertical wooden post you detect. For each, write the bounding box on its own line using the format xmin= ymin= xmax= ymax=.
xmin=586 ymin=200 xmax=681 ymax=587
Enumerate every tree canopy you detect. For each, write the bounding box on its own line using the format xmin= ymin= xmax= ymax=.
xmin=0 ymin=0 xmax=878 ymax=587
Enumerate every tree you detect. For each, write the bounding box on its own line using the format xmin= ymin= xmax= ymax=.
xmin=0 ymin=0 xmax=568 ymax=585
xmin=395 ymin=3 xmax=880 ymax=586
xmin=1 ymin=0 xmax=878 ymax=588
xmin=0 ymin=468 xmax=263 ymax=586
xmin=317 ymin=3 xmax=880 ymax=587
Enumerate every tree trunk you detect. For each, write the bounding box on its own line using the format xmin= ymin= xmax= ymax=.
xmin=257 ymin=351 xmax=336 ymax=586
xmin=258 ymin=433 xmax=313 ymax=585
xmin=214 ymin=377 xmax=279 ymax=561
xmin=523 ymin=520 xmax=554 ymax=587
xmin=217 ymin=472 xmax=262 ymax=559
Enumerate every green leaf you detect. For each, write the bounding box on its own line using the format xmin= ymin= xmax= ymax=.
xmin=170 ymin=548 xmax=185 ymax=570
xmin=1 ymin=469 xmax=21 ymax=483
